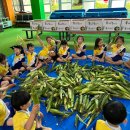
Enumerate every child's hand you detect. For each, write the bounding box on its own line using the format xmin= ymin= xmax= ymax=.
xmin=32 ymin=104 xmax=40 ymax=115
xmin=100 ymin=58 xmax=104 ymax=62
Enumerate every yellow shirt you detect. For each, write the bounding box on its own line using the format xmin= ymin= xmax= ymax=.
xmin=38 ymin=40 xmax=55 ymax=60
xmin=13 ymin=110 xmax=36 ymax=130
xmin=26 ymin=52 xmax=37 ymax=66
xmin=111 ymin=44 xmax=125 ymax=57
xmin=0 ymin=62 xmax=9 ymax=77
xmin=0 ymin=99 xmax=10 ymax=126
xmin=13 ymin=54 xmax=25 ymax=65
xmin=58 ymin=46 xmax=69 ymax=56
xmin=94 ymin=46 xmax=105 ymax=56
xmin=96 ymin=120 xmax=121 ymax=130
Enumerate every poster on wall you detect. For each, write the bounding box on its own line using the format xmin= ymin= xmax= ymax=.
xmin=86 ymin=19 xmax=103 ymax=31
xmin=121 ymin=19 xmax=130 ymax=31
xmin=30 ymin=20 xmax=44 ymax=30
xmin=56 ymin=20 xmax=70 ymax=31
xmin=103 ymin=19 xmax=121 ymax=31
xmin=70 ymin=19 xmax=86 ymax=31
xmin=43 ymin=20 xmax=56 ymax=31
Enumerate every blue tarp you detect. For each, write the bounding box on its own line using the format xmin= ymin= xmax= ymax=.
xmin=0 ymin=48 xmax=130 ymax=130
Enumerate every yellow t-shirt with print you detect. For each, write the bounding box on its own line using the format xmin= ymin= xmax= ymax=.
xmin=13 ymin=111 xmax=36 ymax=130
xmin=58 ymin=46 xmax=69 ymax=56
xmin=0 ymin=63 xmax=9 ymax=76
xmin=0 ymin=99 xmax=10 ymax=126
xmin=26 ymin=52 xmax=37 ymax=66
xmin=38 ymin=40 xmax=55 ymax=59
xmin=111 ymin=44 xmax=119 ymax=54
xmin=96 ymin=120 xmax=111 ymax=130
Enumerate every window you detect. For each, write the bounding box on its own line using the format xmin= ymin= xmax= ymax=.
xmin=0 ymin=0 xmax=5 ymax=18
xmin=95 ymin=0 xmax=109 ymax=8
xmin=13 ymin=0 xmax=21 ymax=12
xmin=83 ymin=0 xmax=95 ymax=10
xmin=111 ymin=0 xmax=125 ymax=8
xmin=126 ymin=0 xmax=130 ymax=10
xmin=61 ymin=0 xmax=71 ymax=10
xmin=13 ymin=0 xmax=31 ymax=12
xmin=72 ymin=0 xmax=82 ymax=9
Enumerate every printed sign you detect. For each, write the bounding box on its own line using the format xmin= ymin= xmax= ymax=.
xmin=56 ymin=20 xmax=70 ymax=31
xmin=43 ymin=20 xmax=56 ymax=31
xmin=30 ymin=20 xmax=44 ymax=30
xmin=103 ymin=19 xmax=121 ymax=31
xmin=70 ymin=19 xmax=86 ymax=31
xmin=86 ymin=19 xmax=103 ymax=31
xmin=121 ymin=19 xmax=130 ymax=31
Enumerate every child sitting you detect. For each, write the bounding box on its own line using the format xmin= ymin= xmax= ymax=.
xmin=72 ymin=36 xmax=87 ymax=60
xmin=88 ymin=38 xmax=107 ymax=62
xmin=10 ymin=45 xmax=26 ymax=75
xmin=0 ymin=53 xmax=15 ymax=90
xmin=23 ymin=43 xmax=38 ymax=71
xmin=11 ymin=91 xmax=52 ymax=130
xmin=124 ymin=60 xmax=130 ymax=69
xmin=57 ymin=40 xmax=72 ymax=62
xmin=0 ymin=91 xmax=13 ymax=126
xmin=105 ymin=36 xmax=126 ymax=65
xmin=36 ymin=35 xmax=56 ymax=67
xmin=96 ymin=101 xmax=127 ymax=130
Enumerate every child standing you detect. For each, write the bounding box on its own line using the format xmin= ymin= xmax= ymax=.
xmin=11 ymin=91 xmax=52 ymax=130
xmin=88 ymin=38 xmax=107 ymax=62
xmin=96 ymin=101 xmax=127 ymax=130
xmin=105 ymin=36 xmax=126 ymax=65
xmin=23 ymin=43 xmax=38 ymax=71
xmin=11 ymin=45 xmax=26 ymax=75
xmin=72 ymin=36 xmax=87 ymax=60
xmin=57 ymin=40 xmax=72 ymax=62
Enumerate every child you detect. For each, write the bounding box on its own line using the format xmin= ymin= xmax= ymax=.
xmin=11 ymin=91 xmax=52 ymax=130
xmin=11 ymin=45 xmax=26 ymax=75
xmin=124 ymin=60 xmax=130 ymax=69
xmin=96 ymin=101 xmax=127 ymax=130
xmin=0 ymin=91 xmax=13 ymax=126
xmin=105 ymin=36 xmax=126 ymax=65
xmin=88 ymin=38 xmax=107 ymax=62
xmin=72 ymin=36 xmax=87 ymax=59
xmin=57 ymin=40 xmax=72 ymax=62
xmin=23 ymin=43 xmax=38 ymax=71
xmin=0 ymin=53 xmax=15 ymax=90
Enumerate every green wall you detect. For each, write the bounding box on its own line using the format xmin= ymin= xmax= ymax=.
xmin=30 ymin=0 xmax=45 ymax=19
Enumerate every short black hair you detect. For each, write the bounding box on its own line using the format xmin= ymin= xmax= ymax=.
xmin=11 ymin=91 xmax=31 ymax=111
xmin=27 ymin=43 xmax=34 ymax=50
xmin=116 ymin=36 xmax=124 ymax=43
xmin=77 ymin=36 xmax=84 ymax=42
xmin=103 ymin=101 xmax=127 ymax=125
xmin=10 ymin=45 xmax=25 ymax=55
xmin=0 ymin=53 xmax=6 ymax=63
xmin=46 ymin=36 xmax=52 ymax=41
xmin=61 ymin=40 xmax=68 ymax=46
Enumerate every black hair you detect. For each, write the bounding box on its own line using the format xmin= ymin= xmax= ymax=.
xmin=115 ymin=36 xmax=124 ymax=43
xmin=11 ymin=91 xmax=31 ymax=111
xmin=0 ymin=53 xmax=6 ymax=63
xmin=27 ymin=43 xmax=34 ymax=50
xmin=60 ymin=40 xmax=68 ymax=46
xmin=103 ymin=101 xmax=127 ymax=125
xmin=94 ymin=38 xmax=103 ymax=50
xmin=10 ymin=45 xmax=25 ymax=55
xmin=46 ymin=36 xmax=53 ymax=41
xmin=77 ymin=35 xmax=84 ymax=42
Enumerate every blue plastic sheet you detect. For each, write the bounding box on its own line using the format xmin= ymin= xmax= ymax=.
xmin=1 ymin=48 xmax=130 ymax=130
